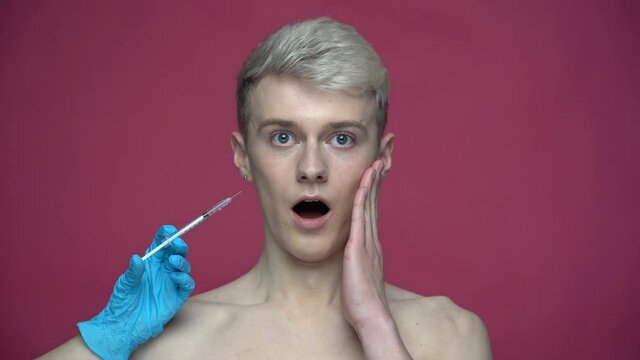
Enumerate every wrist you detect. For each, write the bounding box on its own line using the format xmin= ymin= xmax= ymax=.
xmin=77 ymin=311 xmax=137 ymax=360
xmin=351 ymin=304 xmax=393 ymax=333
xmin=353 ymin=311 xmax=412 ymax=360
xmin=78 ymin=319 xmax=130 ymax=360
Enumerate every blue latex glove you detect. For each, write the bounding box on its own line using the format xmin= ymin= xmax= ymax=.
xmin=77 ymin=225 xmax=195 ymax=360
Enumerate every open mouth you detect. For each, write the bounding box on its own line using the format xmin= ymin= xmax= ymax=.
xmin=292 ymin=200 xmax=330 ymax=219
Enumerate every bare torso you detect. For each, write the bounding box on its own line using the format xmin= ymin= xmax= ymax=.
xmin=133 ymin=273 xmax=481 ymax=360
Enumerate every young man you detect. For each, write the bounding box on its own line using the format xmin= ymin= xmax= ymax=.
xmin=42 ymin=18 xmax=491 ymax=359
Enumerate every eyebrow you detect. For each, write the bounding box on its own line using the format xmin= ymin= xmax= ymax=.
xmin=256 ymin=118 xmax=368 ymax=132
xmin=329 ymin=121 xmax=367 ymax=132
xmin=257 ymin=119 xmax=295 ymax=132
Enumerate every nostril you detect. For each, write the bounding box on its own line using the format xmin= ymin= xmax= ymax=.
xmin=297 ymin=172 xmax=327 ymax=182
xmin=297 ymin=154 xmax=327 ymax=182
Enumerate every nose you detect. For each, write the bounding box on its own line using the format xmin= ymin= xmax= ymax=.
xmin=296 ymin=142 xmax=327 ymax=183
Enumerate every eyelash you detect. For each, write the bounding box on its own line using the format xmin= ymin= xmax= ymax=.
xmin=271 ymin=131 xmax=297 ymax=146
xmin=270 ymin=131 xmax=356 ymax=148
xmin=329 ymin=132 xmax=356 ymax=148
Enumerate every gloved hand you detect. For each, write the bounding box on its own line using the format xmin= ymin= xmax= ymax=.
xmin=77 ymin=225 xmax=195 ymax=360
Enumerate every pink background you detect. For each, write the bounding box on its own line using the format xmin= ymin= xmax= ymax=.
xmin=1 ymin=0 xmax=638 ymax=358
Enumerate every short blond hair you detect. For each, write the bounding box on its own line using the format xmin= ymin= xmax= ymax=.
xmin=236 ymin=17 xmax=389 ymax=137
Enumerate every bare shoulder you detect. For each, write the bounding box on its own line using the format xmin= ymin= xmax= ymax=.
xmin=189 ymin=271 xmax=259 ymax=305
xmin=386 ymin=284 xmax=492 ymax=360
xmin=132 ymin=275 xmax=256 ymax=359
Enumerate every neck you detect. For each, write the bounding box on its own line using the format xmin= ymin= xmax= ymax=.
xmin=248 ymin=236 xmax=345 ymax=311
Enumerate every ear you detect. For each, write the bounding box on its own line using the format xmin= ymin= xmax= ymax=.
xmin=377 ymin=132 xmax=395 ymax=176
xmin=231 ymin=131 xmax=252 ymax=181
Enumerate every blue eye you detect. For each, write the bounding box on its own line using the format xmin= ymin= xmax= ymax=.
xmin=272 ymin=132 xmax=294 ymax=146
xmin=330 ymin=133 xmax=355 ymax=148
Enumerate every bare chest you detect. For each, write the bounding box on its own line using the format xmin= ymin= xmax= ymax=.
xmin=217 ymin=309 xmax=366 ymax=360
xmin=137 ymin=306 xmax=368 ymax=360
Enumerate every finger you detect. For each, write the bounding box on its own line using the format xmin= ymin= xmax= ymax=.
xmin=370 ymin=161 xmax=382 ymax=221
xmin=350 ymin=166 xmax=375 ymax=249
xmin=146 ymin=225 xmax=178 ymax=260
xmin=152 ymin=225 xmax=177 ymax=247
xmin=364 ymin=164 xmax=377 ymax=252
xmin=169 ymin=237 xmax=189 ymax=257
xmin=170 ymin=272 xmax=195 ymax=303
xmin=166 ymin=255 xmax=192 ymax=274
xmin=349 ymin=185 xmax=368 ymax=249
xmin=370 ymin=161 xmax=383 ymax=255
xmin=119 ymin=255 xmax=144 ymax=291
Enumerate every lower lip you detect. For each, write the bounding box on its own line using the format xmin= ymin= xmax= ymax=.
xmin=291 ymin=209 xmax=332 ymax=230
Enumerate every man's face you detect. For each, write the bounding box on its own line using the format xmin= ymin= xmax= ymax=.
xmin=233 ymin=75 xmax=392 ymax=263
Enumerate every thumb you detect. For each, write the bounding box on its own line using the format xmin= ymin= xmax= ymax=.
xmin=119 ymin=255 xmax=144 ymax=290
xmin=170 ymin=272 xmax=195 ymax=304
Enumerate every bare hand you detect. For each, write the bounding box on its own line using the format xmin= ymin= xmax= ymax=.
xmin=341 ymin=159 xmax=389 ymax=330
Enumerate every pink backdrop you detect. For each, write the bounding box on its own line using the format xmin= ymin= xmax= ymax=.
xmin=1 ymin=1 xmax=638 ymax=359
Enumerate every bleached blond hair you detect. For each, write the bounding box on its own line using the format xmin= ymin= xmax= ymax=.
xmin=236 ymin=17 xmax=389 ymax=137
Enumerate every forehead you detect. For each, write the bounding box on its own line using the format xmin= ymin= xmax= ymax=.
xmin=248 ymin=75 xmax=376 ymax=131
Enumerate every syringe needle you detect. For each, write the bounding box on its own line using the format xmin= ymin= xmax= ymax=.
xmin=202 ymin=191 xmax=241 ymax=218
xmin=141 ymin=192 xmax=240 ymax=261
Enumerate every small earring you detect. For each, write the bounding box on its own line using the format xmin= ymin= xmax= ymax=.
xmin=243 ymin=175 xmax=248 ymax=180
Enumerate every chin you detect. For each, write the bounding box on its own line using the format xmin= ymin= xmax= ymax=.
xmin=284 ymin=233 xmax=346 ymax=264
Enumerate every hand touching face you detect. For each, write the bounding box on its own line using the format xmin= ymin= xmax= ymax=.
xmin=341 ymin=160 xmax=390 ymax=329
xmin=232 ymin=75 xmax=393 ymax=263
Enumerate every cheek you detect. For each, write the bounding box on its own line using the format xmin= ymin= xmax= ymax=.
xmin=250 ymin=162 xmax=287 ymax=219
xmin=249 ymin=150 xmax=290 ymax=193
xmin=333 ymin=162 xmax=369 ymax=200
xmin=333 ymin=150 xmax=374 ymax=180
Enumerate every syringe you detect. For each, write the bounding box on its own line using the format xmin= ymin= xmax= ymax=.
xmin=141 ymin=191 xmax=241 ymax=261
